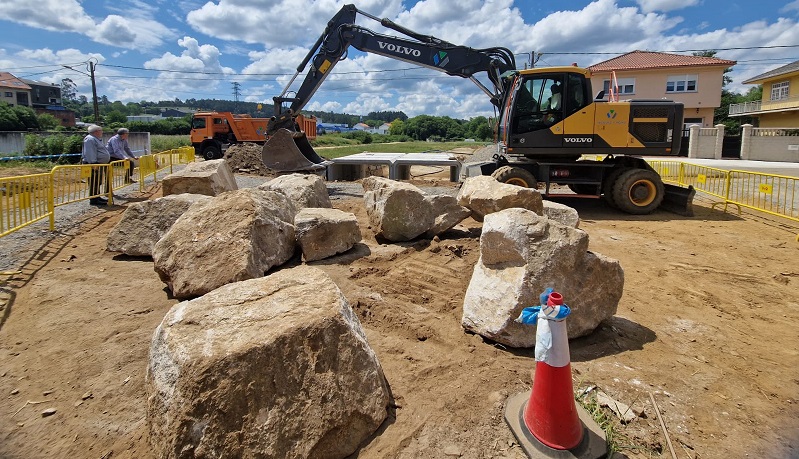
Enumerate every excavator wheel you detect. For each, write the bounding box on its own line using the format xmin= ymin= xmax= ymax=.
xmin=491 ymin=166 xmax=538 ymax=189
xmin=601 ymin=167 xmax=628 ymax=208
xmin=611 ymin=169 xmax=664 ymax=214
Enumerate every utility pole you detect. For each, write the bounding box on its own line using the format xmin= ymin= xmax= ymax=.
xmin=232 ymin=82 xmax=241 ymax=113
xmin=61 ymin=59 xmax=101 ymax=124
xmin=89 ymin=61 xmax=100 ymax=124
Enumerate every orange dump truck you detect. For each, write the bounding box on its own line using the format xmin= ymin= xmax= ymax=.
xmin=190 ymin=111 xmax=316 ymax=160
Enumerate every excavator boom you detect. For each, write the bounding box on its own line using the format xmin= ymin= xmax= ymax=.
xmin=262 ymin=4 xmax=515 ymax=171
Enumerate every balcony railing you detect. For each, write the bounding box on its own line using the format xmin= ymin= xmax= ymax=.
xmin=729 ymin=95 xmax=799 ymax=116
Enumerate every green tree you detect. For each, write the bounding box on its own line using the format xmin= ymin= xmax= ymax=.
xmin=105 ymin=110 xmax=127 ymax=124
xmin=37 ymin=113 xmax=60 ymax=130
xmin=60 ymin=78 xmax=78 ymax=103
xmin=389 ymin=118 xmax=404 ymax=135
xmin=0 ymin=102 xmax=23 ymax=131
xmin=12 ymin=106 xmax=39 ymax=130
xmin=464 ymin=116 xmax=492 ymax=140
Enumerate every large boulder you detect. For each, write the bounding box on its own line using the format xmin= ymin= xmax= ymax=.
xmin=542 ymin=200 xmax=580 ymax=228
xmin=295 ymin=208 xmax=361 ymax=262
xmin=146 ymin=266 xmax=390 ymax=459
xmin=362 ymin=176 xmax=435 ymax=241
xmin=456 ymin=175 xmax=543 ymax=221
xmin=424 ymin=194 xmax=472 ymax=238
xmin=107 ymin=194 xmax=212 ymax=256
xmin=153 ymin=188 xmax=297 ymax=299
xmin=259 ymin=173 xmax=332 ymax=209
xmin=461 ymin=208 xmax=623 ymax=347
xmin=162 ymin=159 xmax=238 ymax=197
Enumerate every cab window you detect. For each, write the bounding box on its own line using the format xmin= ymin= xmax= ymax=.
xmin=191 ymin=117 xmax=206 ymax=129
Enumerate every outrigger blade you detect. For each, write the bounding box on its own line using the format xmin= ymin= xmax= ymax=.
xmin=660 ymin=184 xmax=695 ymax=217
xmin=262 ymin=128 xmax=328 ymax=172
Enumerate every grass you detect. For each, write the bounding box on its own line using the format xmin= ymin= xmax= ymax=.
xmin=150 ymin=135 xmax=191 ymax=152
xmin=315 ymin=141 xmax=488 ymax=159
xmin=575 ymin=385 xmax=659 ymax=458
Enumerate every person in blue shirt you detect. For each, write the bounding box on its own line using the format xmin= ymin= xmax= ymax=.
xmin=107 ymin=128 xmax=136 ymax=183
xmin=81 ymin=124 xmax=111 ymax=206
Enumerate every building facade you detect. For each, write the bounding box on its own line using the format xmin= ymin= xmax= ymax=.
xmin=587 ymin=51 xmax=736 ymax=129
xmin=729 ymin=60 xmax=799 ymax=128
xmin=0 ymin=72 xmax=32 ymax=107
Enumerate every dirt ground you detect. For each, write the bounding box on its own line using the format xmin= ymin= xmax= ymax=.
xmin=1 ymin=169 xmax=798 ymax=459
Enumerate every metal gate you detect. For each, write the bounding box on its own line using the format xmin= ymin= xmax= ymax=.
xmin=722 ymin=135 xmax=741 ymax=159
xmin=679 ymin=129 xmax=690 ymax=156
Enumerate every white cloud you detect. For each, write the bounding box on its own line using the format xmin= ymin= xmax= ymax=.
xmin=186 ymin=0 xmax=404 ymax=47
xmin=781 ymin=0 xmax=799 ymax=13
xmin=0 ymin=0 xmax=174 ymax=49
xmin=635 ymin=0 xmax=700 ymax=14
xmin=145 ymin=37 xmax=235 ymax=74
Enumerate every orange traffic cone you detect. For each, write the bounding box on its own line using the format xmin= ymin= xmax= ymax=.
xmin=505 ymin=289 xmax=607 ymax=459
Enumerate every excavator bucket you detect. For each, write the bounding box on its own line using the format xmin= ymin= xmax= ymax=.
xmin=660 ymin=184 xmax=695 ymax=217
xmin=262 ymin=128 xmax=328 ymax=172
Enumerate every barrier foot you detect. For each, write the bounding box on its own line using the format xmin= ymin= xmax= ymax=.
xmin=505 ymin=391 xmax=607 ymax=459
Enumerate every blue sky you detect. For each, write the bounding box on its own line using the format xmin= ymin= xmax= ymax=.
xmin=1 ymin=0 xmax=798 ymax=120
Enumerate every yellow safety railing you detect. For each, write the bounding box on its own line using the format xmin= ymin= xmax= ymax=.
xmin=139 ymin=146 xmax=195 ymax=191
xmin=0 ymin=172 xmax=53 ymax=237
xmin=0 ymin=146 xmax=194 ymax=238
xmin=649 ymin=160 xmax=799 ymax=239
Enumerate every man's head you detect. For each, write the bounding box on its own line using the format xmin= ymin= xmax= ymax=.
xmin=87 ymin=124 xmax=103 ymax=138
xmin=117 ymin=128 xmax=129 ymax=138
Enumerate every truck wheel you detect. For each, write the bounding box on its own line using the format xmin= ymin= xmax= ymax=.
xmin=491 ymin=166 xmax=538 ymax=188
xmin=602 ymin=168 xmax=627 ymax=208
xmin=203 ymin=145 xmax=221 ymax=160
xmin=611 ymin=169 xmax=664 ymax=214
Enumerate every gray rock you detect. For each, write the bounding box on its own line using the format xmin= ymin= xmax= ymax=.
xmin=362 ymin=177 xmax=435 ymax=241
xmin=153 ymin=188 xmax=297 ymax=299
xmin=258 ymin=173 xmax=332 ymax=209
xmin=107 ymin=194 xmax=212 ymax=256
xmin=542 ymin=200 xmax=580 ymax=228
xmin=456 ymin=175 xmax=543 ymax=221
xmin=424 ymin=194 xmax=472 ymax=238
xmin=146 ymin=266 xmax=389 ymax=459
xmin=295 ymin=208 xmax=361 ymax=261
xmin=461 ymin=208 xmax=623 ymax=347
xmin=162 ymin=159 xmax=238 ymax=197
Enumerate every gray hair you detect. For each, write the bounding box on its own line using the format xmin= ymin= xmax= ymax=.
xmin=87 ymin=124 xmax=102 ymax=133
xmin=117 ymin=128 xmax=130 ymax=135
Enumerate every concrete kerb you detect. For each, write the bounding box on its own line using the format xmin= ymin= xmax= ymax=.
xmin=326 ymin=152 xmax=462 ymax=182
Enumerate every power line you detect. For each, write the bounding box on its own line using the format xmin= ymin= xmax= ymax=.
xmin=546 ymin=44 xmax=799 ymax=55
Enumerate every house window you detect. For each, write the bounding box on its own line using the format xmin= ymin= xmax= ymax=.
xmin=771 ymin=81 xmax=789 ymax=101
xmin=666 ymin=75 xmax=698 ymax=93
xmin=3 ymin=92 xmax=11 ymax=97
xmin=603 ymin=78 xmax=635 ymax=95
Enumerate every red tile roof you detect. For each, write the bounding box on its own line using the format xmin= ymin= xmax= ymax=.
xmin=0 ymin=72 xmax=32 ymax=90
xmin=587 ymin=51 xmax=736 ymax=72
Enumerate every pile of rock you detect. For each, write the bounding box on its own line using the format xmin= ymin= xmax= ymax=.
xmin=105 ymin=161 xmax=623 ymax=458
xmin=108 ymin=162 xmax=361 ymax=298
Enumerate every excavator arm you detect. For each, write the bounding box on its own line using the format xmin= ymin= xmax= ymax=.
xmin=267 ymin=3 xmax=516 ymax=134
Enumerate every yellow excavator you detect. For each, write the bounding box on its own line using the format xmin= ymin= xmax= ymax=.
xmin=262 ymin=4 xmax=694 ymax=215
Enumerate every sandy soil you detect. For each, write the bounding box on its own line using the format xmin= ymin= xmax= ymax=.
xmin=1 ymin=172 xmax=798 ymax=459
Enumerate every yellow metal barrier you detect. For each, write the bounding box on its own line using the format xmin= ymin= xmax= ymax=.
xmin=0 ymin=146 xmax=195 ymax=239
xmin=726 ymin=170 xmax=798 ymax=223
xmin=649 ymin=160 xmax=799 ymax=239
xmin=0 ymin=172 xmax=53 ymax=236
